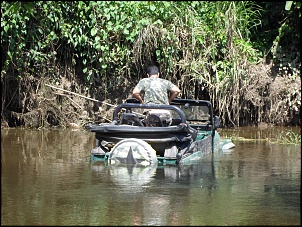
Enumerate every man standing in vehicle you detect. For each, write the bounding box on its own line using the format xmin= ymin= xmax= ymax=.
xmin=132 ymin=65 xmax=181 ymax=104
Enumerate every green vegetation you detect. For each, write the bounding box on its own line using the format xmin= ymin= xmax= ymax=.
xmin=271 ymin=129 xmax=301 ymax=145
xmin=1 ymin=1 xmax=300 ymax=128
xmin=221 ymin=128 xmax=301 ymax=146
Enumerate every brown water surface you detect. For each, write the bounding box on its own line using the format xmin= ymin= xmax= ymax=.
xmin=1 ymin=127 xmax=300 ymax=226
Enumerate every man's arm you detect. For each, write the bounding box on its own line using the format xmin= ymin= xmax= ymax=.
xmin=132 ymin=87 xmax=144 ymax=103
xmin=168 ymin=85 xmax=181 ymax=104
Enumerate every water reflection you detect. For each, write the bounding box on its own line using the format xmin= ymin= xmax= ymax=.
xmin=91 ymin=163 xmax=158 ymax=191
xmin=1 ymin=127 xmax=300 ymax=226
xmin=89 ymin=160 xmax=218 ymax=226
xmin=91 ymin=158 xmax=217 ymax=189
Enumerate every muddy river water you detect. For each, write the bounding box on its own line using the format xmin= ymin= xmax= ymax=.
xmin=1 ymin=126 xmax=300 ymax=226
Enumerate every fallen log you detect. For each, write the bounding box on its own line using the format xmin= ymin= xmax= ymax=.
xmin=45 ymin=83 xmax=116 ymax=107
xmin=45 ymin=83 xmax=144 ymax=118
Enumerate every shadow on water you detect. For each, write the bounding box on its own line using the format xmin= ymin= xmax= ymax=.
xmin=1 ymin=127 xmax=301 ymax=226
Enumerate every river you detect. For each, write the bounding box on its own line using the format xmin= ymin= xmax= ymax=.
xmin=1 ymin=126 xmax=300 ymax=226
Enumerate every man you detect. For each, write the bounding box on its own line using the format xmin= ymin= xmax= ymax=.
xmin=132 ymin=65 xmax=180 ymax=104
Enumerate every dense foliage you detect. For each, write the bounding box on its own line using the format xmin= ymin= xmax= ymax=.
xmin=1 ymin=1 xmax=300 ymax=128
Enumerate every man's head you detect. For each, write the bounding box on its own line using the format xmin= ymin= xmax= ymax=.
xmin=147 ymin=66 xmax=159 ymax=77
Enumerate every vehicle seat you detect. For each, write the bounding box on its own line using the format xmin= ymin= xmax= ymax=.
xmin=145 ymin=109 xmax=172 ymax=127
xmin=120 ymin=113 xmax=144 ymax=126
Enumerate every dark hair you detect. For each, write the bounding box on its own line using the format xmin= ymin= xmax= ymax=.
xmin=147 ymin=66 xmax=159 ymax=75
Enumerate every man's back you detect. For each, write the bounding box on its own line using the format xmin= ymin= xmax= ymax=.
xmin=136 ymin=77 xmax=175 ymax=104
xmin=132 ymin=65 xmax=180 ymax=105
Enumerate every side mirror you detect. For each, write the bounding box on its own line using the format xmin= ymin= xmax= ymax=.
xmin=214 ymin=116 xmax=220 ymax=129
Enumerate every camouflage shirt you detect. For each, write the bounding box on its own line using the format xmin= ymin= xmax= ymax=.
xmin=135 ymin=77 xmax=176 ymax=104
